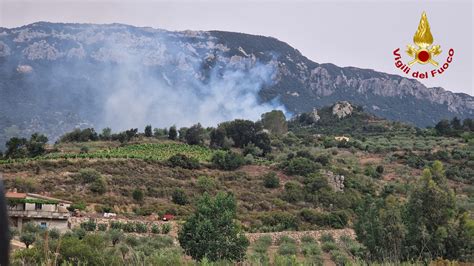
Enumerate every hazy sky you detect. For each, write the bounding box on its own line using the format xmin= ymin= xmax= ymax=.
xmin=1 ymin=0 xmax=473 ymax=96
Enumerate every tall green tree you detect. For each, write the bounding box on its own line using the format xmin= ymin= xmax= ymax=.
xmin=168 ymin=126 xmax=177 ymax=140
xmin=404 ymin=167 xmax=456 ymax=260
xmin=185 ymin=123 xmax=205 ymax=145
xmin=178 ymin=192 xmax=249 ymax=262
xmin=261 ymin=110 xmax=288 ymax=135
xmin=144 ymin=125 xmax=153 ymax=137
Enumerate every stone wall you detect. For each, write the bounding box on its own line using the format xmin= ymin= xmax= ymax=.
xmin=245 ymin=228 xmax=355 ymax=244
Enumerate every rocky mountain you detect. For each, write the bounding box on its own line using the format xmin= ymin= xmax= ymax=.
xmin=0 ymin=22 xmax=473 ymax=146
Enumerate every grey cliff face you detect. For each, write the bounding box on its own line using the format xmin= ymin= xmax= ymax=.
xmin=0 ymin=22 xmax=473 ymax=147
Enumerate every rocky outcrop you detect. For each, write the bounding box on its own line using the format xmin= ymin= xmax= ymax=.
xmin=332 ymin=101 xmax=353 ymax=119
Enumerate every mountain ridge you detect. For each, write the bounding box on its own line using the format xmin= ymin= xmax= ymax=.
xmin=0 ymin=22 xmax=473 ymax=146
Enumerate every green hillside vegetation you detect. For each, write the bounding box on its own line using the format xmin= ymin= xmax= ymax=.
xmin=2 ymin=104 xmax=473 ymax=264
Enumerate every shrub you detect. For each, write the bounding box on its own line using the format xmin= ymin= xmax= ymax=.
xmin=284 ymin=157 xmax=318 ymax=176
xmin=49 ymin=228 xmax=60 ymax=239
xmin=67 ymin=201 xmax=86 ymax=211
xmin=168 ymin=154 xmax=200 ymax=169
xmin=90 ymin=177 xmax=107 ymax=194
xmin=211 ymin=151 xmax=245 ymax=170
xmin=171 ymin=188 xmax=188 ymax=205
xmin=122 ymin=223 xmax=136 ymax=233
xmin=78 ymin=168 xmax=101 ymax=184
xmin=277 ymin=242 xmax=298 ymax=256
xmin=282 ymin=182 xmax=303 ymax=203
xmin=320 ymin=233 xmax=335 ymax=243
xmin=196 ymin=176 xmax=216 ymax=192
xmin=135 ymin=223 xmax=148 ymax=233
xmin=80 ymin=220 xmax=97 ymax=231
xmin=110 ymin=221 xmax=124 ymax=230
xmin=301 ymin=235 xmax=315 ymax=244
xmin=151 ymin=224 xmax=160 ymax=234
xmin=132 ymin=189 xmax=144 ymax=202
xmin=330 ymin=250 xmax=350 ymax=266
xmin=277 ymin=235 xmax=296 ymax=245
xmin=321 ymin=242 xmax=338 ymax=252
xmin=253 ymin=235 xmax=272 ymax=254
xmin=260 ymin=212 xmax=299 ymax=231
xmin=162 ymin=223 xmax=171 ymax=234
xmin=262 ymin=172 xmax=280 ymax=188
xmin=97 ymin=224 xmax=107 ymax=231
xmin=302 ymin=242 xmax=322 ymax=259
xmin=376 ymin=165 xmax=384 ymax=174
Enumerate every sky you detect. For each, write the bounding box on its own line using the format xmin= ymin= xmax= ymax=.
xmin=1 ymin=0 xmax=473 ymax=96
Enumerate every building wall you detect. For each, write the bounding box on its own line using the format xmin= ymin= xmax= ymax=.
xmin=11 ymin=217 xmax=69 ymax=233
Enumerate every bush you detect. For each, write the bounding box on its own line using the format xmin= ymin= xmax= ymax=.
xmin=168 ymin=154 xmax=200 ymax=169
xmin=320 ymin=233 xmax=335 ymax=243
xmin=211 ymin=151 xmax=245 ymax=171
xmin=162 ymin=223 xmax=171 ymax=234
xmin=196 ymin=176 xmax=216 ymax=192
xmin=110 ymin=221 xmax=124 ymax=230
xmin=284 ymin=157 xmax=319 ymax=176
xmin=49 ymin=228 xmax=60 ymax=239
xmin=253 ymin=235 xmax=272 ymax=254
xmin=171 ymin=188 xmax=188 ymax=205
xmin=90 ymin=177 xmax=107 ymax=194
xmin=97 ymin=224 xmax=107 ymax=231
xmin=301 ymin=235 xmax=315 ymax=244
xmin=330 ymin=250 xmax=350 ymax=266
xmin=302 ymin=242 xmax=322 ymax=258
xmin=122 ymin=223 xmax=136 ymax=233
xmin=277 ymin=242 xmax=298 ymax=256
xmin=260 ymin=212 xmax=299 ymax=231
xmin=80 ymin=220 xmax=97 ymax=231
xmin=132 ymin=189 xmax=144 ymax=202
xmin=78 ymin=168 xmax=101 ymax=184
xmin=151 ymin=224 xmax=160 ymax=234
xmin=282 ymin=181 xmax=303 ymax=203
xmin=135 ymin=223 xmax=148 ymax=233
xmin=262 ymin=172 xmax=280 ymax=188
xmin=321 ymin=242 xmax=338 ymax=252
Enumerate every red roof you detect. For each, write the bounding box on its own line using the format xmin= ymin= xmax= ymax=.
xmin=5 ymin=192 xmax=27 ymax=199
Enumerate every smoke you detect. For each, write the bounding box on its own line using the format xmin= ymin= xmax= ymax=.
xmin=1 ymin=24 xmax=288 ymax=141
xmin=95 ymin=33 xmax=286 ymax=131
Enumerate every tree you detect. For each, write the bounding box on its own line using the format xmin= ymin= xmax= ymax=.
xmin=450 ymin=117 xmax=462 ymax=131
xmin=404 ymin=167 xmax=457 ymax=260
xmin=178 ymin=192 xmax=249 ymax=261
xmin=210 ymin=127 xmax=226 ymax=148
xmin=435 ymin=119 xmax=451 ymax=136
xmin=5 ymin=137 xmax=28 ymax=158
xmin=100 ymin=127 xmax=112 ymax=140
xmin=172 ymin=188 xmax=188 ymax=205
xmin=354 ymin=195 xmax=406 ymax=262
xmin=261 ymin=110 xmax=288 ymax=135
xmin=144 ymin=125 xmax=153 ymax=137
xmin=27 ymin=133 xmax=48 ymax=157
xmin=185 ymin=123 xmax=205 ymax=145
xmin=168 ymin=126 xmax=177 ymax=140
xmin=20 ymin=232 xmax=36 ymax=248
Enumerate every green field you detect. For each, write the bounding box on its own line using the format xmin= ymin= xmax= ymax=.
xmin=0 ymin=142 xmax=215 ymax=164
